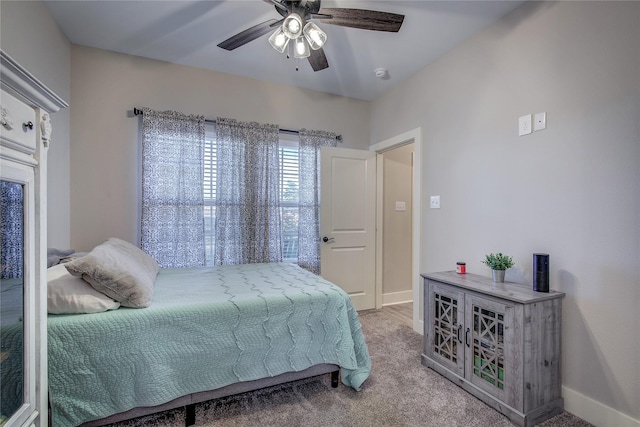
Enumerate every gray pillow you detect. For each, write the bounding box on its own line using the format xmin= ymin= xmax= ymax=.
xmin=47 ymin=247 xmax=75 ymax=267
xmin=65 ymin=238 xmax=159 ymax=308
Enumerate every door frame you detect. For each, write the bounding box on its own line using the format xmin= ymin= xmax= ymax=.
xmin=370 ymin=127 xmax=423 ymax=334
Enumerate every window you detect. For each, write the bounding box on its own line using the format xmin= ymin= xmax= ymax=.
xmin=203 ymin=126 xmax=217 ymax=264
xmin=203 ymin=125 xmax=300 ymax=265
xmin=279 ymin=138 xmax=300 ymax=262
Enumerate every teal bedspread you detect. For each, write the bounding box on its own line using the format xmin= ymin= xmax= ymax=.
xmin=48 ymin=263 xmax=371 ymax=426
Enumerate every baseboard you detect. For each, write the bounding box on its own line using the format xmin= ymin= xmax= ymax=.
xmin=562 ymin=386 xmax=639 ymax=427
xmin=381 ymin=290 xmax=413 ymax=306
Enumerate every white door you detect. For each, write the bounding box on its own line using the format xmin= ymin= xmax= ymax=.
xmin=320 ymin=147 xmax=376 ymax=311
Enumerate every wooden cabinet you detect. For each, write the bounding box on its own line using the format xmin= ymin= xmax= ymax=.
xmin=1 ymin=51 xmax=67 ymax=427
xmin=422 ymin=271 xmax=565 ymax=427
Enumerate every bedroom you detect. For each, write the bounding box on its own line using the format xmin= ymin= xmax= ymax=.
xmin=0 ymin=1 xmax=638 ymax=427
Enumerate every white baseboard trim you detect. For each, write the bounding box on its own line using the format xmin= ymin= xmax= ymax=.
xmin=381 ymin=290 xmax=413 ymax=306
xmin=563 ymin=386 xmax=639 ymax=427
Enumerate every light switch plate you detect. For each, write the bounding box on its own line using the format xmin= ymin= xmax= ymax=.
xmin=534 ymin=112 xmax=546 ymax=131
xmin=395 ymin=201 xmax=406 ymax=211
xmin=519 ymin=114 xmax=532 ymax=136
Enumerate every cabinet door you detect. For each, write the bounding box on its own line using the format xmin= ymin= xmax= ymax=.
xmin=427 ymin=281 xmax=465 ymax=376
xmin=0 ymin=162 xmax=39 ymax=427
xmin=465 ymin=294 xmax=521 ymax=406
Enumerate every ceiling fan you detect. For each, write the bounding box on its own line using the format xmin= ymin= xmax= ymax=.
xmin=217 ymin=0 xmax=404 ymax=71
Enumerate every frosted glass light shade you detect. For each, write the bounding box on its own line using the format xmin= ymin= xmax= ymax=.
xmin=282 ymin=13 xmax=303 ymax=39
xmin=293 ymin=37 xmax=310 ymax=59
xmin=303 ymin=22 xmax=326 ymax=50
xmin=268 ymin=27 xmax=290 ymax=53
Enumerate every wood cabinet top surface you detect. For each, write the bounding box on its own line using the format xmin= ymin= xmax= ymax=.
xmin=422 ymin=271 xmax=565 ymax=304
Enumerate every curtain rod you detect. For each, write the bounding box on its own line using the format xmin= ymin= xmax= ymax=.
xmin=131 ymin=108 xmax=342 ymax=142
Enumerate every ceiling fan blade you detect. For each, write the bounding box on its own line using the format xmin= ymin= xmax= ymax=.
xmin=217 ymin=19 xmax=283 ymax=51
xmin=308 ymin=47 xmax=329 ymax=72
xmin=316 ymin=8 xmax=404 ymax=32
xmin=262 ymin=0 xmax=288 ymax=13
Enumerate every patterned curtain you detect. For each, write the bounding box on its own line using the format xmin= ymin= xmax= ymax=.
xmin=140 ymin=108 xmax=206 ymax=268
xmin=0 ymin=181 xmax=23 ymax=279
xmin=298 ymin=129 xmax=337 ymax=274
xmin=214 ymin=118 xmax=282 ymax=265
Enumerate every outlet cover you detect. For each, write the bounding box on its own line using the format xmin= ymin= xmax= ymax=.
xmin=534 ymin=112 xmax=547 ymax=131
xmin=519 ymin=114 xmax=532 ymax=136
xmin=430 ymin=196 xmax=440 ymax=209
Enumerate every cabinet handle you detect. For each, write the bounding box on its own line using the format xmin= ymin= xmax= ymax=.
xmin=465 ymin=327 xmax=470 ymax=347
xmin=23 ymin=121 xmax=34 ymax=130
xmin=457 ymin=324 xmax=463 ymax=344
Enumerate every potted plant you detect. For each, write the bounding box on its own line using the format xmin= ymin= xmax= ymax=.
xmin=482 ymin=252 xmax=514 ymax=283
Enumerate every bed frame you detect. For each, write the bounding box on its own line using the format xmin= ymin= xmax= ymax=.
xmin=75 ymin=364 xmax=340 ymax=426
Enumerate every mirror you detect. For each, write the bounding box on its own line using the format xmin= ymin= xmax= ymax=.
xmin=0 ymin=179 xmax=25 ymax=424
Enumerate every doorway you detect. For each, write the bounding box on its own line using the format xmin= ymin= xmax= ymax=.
xmin=372 ymin=128 xmax=423 ymax=334
xmin=380 ymin=144 xmax=414 ymax=309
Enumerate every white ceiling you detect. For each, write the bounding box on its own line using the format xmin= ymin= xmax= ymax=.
xmin=44 ymin=0 xmax=524 ymax=101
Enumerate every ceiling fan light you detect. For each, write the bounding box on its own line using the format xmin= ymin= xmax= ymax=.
xmin=282 ymin=13 xmax=303 ymax=39
xmin=268 ymin=27 xmax=290 ymax=53
xmin=303 ymin=22 xmax=326 ymax=50
xmin=293 ymin=36 xmax=310 ymax=59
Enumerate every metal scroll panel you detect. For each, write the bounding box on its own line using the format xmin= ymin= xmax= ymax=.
xmin=472 ymin=305 xmax=505 ymax=391
xmin=433 ymin=292 xmax=459 ymax=363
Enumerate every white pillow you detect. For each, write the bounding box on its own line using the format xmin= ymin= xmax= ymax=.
xmin=48 ymin=263 xmax=120 ymax=314
xmin=64 ymin=238 xmax=159 ymax=308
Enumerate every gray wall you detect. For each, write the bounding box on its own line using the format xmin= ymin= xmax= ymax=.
xmin=1 ymin=0 xmax=72 ymax=249
xmin=371 ymin=1 xmax=639 ymax=424
xmin=69 ymin=45 xmax=371 ymax=251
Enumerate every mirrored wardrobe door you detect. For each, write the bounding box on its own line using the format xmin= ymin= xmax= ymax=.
xmin=0 ymin=163 xmax=36 ymax=427
xmin=1 ymin=179 xmax=26 ymax=424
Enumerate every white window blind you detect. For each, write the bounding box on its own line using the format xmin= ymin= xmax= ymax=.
xmin=203 ymin=126 xmax=217 ymax=264
xmin=279 ymin=141 xmax=299 ymax=261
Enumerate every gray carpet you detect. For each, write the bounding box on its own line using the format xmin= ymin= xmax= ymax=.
xmin=109 ymin=310 xmax=591 ymax=427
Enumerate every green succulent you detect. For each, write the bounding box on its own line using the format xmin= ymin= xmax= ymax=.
xmin=482 ymin=252 xmax=514 ymax=270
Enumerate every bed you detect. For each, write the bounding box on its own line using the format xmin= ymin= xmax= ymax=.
xmin=47 ymin=251 xmax=371 ymax=427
